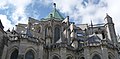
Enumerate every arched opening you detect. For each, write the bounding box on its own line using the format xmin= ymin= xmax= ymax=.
xmin=67 ymin=56 xmax=72 ymax=59
xmin=92 ymin=54 xmax=101 ymax=59
xmin=10 ymin=49 xmax=19 ymax=59
xmin=80 ymin=57 xmax=85 ymax=59
xmin=45 ymin=27 xmax=48 ymax=38
xmin=108 ymin=55 xmax=111 ymax=59
xmin=102 ymin=31 xmax=105 ymax=39
xmin=53 ymin=55 xmax=59 ymax=59
xmin=25 ymin=50 xmax=34 ymax=59
xmin=54 ymin=27 xmax=60 ymax=43
xmin=108 ymin=52 xmax=114 ymax=59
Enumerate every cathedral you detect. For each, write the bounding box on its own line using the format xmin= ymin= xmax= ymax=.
xmin=0 ymin=3 xmax=120 ymax=59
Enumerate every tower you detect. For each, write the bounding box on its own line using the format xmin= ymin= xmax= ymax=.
xmin=104 ymin=14 xmax=117 ymax=45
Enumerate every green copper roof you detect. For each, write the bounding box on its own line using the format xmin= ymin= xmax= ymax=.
xmin=44 ymin=3 xmax=64 ymax=21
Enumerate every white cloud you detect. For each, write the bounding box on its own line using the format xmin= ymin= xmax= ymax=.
xmin=9 ymin=0 xmax=32 ymax=7
xmin=0 ymin=0 xmax=9 ymax=9
xmin=0 ymin=14 xmax=13 ymax=30
xmin=42 ymin=0 xmax=120 ymax=34
xmin=9 ymin=0 xmax=32 ymax=25
xmin=0 ymin=0 xmax=120 ymax=35
xmin=0 ymin=0 xmax=32 ymax=31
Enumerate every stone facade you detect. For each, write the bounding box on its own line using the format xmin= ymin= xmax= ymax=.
xmin=0 ymin=3 xmax=120 ymax=59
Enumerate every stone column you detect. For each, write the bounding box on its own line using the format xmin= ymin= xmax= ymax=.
xmin=84 ymin=47 xmax=90 ymax=59
xmin=114 ymin=50 xmax=119 ymax=59
xmin=101 ymin=45 xmax=108 ymax=59
xmin=60 ymin=47 xmax=66 ymax=59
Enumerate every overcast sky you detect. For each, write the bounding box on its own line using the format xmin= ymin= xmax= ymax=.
xmin=0 ymin=0 xmax=120 ymax=35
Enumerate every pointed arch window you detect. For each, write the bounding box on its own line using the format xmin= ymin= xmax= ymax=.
xmin=53 ymin=55 xmax=59 ymax=59
xmin=67 ymin=56 xmax=72 ymax=59
xmin=45 ymin=27 xmax=48 ymax=37
xmin=54 ymin=27 xmax=60 ymax=42
xmin=10 ymin=49 xmax=19 ymax=59
xmin=92 ymin=54 xmax=101 ymax=59
xmin=25 ymin=50 xmax=34 ymax=59
xmin=108 ymin=56 xmax=111 ymax=59
xmin=102 ymin=31 xmax=105 ymax=39
xmin=108 ymin=54 xmax=113 ymax=59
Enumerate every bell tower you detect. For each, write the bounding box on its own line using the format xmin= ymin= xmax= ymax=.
xmin=104 ymin=14 xmax=117 ymax=45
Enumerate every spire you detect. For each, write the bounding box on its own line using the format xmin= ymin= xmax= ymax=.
xmin=62 ymin=16 xmax=69 ymax=23
xmin=90 ymin=20 xmax=93 ymax=34
xmin=105 ymin=13 xmax=112 ymax=19
xmin=104 ymin=13 xmax=113 ymax=23
xmin=91 ymin=20 xmax=93 ymax=27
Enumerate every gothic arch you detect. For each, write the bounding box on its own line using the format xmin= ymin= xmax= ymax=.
xmin=80 ymin=57 xmax=85 ymax=59
xmin=53 ymin=55 xmax=59 ymax=59
xmin=66 ymin=54 xmax=73 ymax=59
xmin=52 ymin=53 xmax=60 ymax=59
xmin=66 ymin=56 xmax=73 ymax=59
xmin=92 ymin=54 xmax=101 ymax=59
xmin=108 ymin=52 xmax=115 ymax=59
xmin=25 ymin=50 xmax=35 ymax=59
xmin=10 ymin=49 xmax=19 ymax=59
xmin=25 ymin=47 xmax=37 ymax=59
xmin=91 ymin=51 xmax=102 ymax=59
xmin=54 ymin=25 xmax=61 ymax=43
xmin=8 ymin=46 xmax=19 ymax=59
xmin=45 ymin=26 xmax=48 ymax=37
xmin=79 ymin=54 xmax=84 ymax=59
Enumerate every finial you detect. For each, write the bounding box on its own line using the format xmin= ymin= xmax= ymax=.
xmin=67 ymin=16 xmax=69 ymax=19
xmin=91 ymin=20 xmax=93 ymax=27
xmin=104 ymin=13 xmax=112 ymax=20
xmin=7 ymin=28 xmax=10 ymax=32
xmin=90 ymin=20 xmax=93 ymax=34
xmin=106 ymin=13 xmax=108 ymax=15
xmin=53 ymin=3 xmax=56 ymax=8
xmin=106 ymin=13 xmax=109 ymax=17
xmin=50 ymin=14 xmax=53 ymax=18
xmin=12 ymin=27 xmax=14 ymax=30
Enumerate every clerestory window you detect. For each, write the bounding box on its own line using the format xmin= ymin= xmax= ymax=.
xmin=54 ymin=27 xmax=60 ymax=43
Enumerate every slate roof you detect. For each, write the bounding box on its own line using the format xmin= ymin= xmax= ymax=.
xmin=86 ymin=35 xmax=101 ymax=43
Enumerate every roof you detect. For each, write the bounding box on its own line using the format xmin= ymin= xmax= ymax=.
xmin=44 ymin=3 xmax=64 ymax=21
xmin=86 ymin=35 xmax=101 ymax=43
